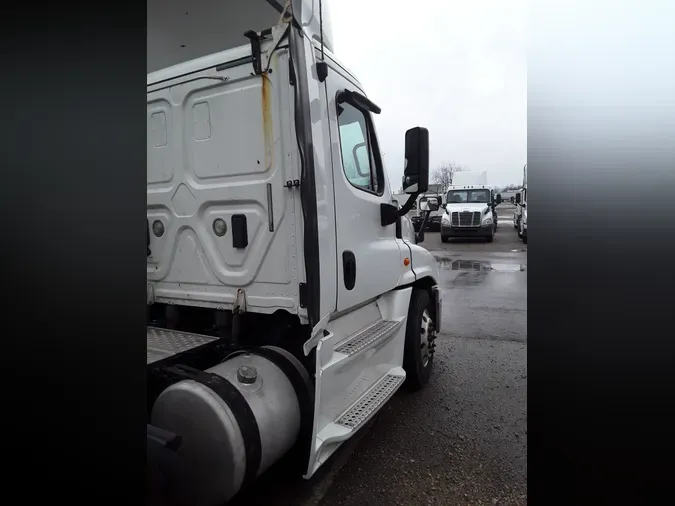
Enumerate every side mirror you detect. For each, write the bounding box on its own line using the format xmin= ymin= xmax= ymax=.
xmin=441 ymin=203 xmax=447 ymax=210
xmin=515 ymin=193 xmax=521 ymax=204
xmin=496 ymin=194 xmax=502 ymax=205
xmin=419 ymin=197 xmax=439 ymax=212
xmin=401 ymin=127 xmax=429 ymax=194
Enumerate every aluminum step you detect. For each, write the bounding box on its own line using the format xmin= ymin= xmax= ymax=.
xmin=336 ymin=372 xmax=405 ymax=429
xmin=314 ymin=369 xmax=405 ymax=450
xmin=334 ymin=318 xmax=404 ymax=358
xmin=147 ymin=327 xmax=218 ymax=365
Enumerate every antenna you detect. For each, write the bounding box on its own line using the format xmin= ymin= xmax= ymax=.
xmin=319 ymin=0 xmax=325 ymax=61
xmin=316 ymin=0 xmax=328 ymax=82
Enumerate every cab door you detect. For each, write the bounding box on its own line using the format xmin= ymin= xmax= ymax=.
xmin=324 ymin=66 xmax=403 ymax=312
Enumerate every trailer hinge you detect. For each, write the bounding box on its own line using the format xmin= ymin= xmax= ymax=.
xmin=299 ymin=283 xmax=308 ymax=308
xmin=284 ymin=179 xmax=300 ymax=189
xmin=244 ymin=30 xmax=263 ymax=75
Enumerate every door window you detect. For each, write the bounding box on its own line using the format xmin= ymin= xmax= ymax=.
xmin=336 ymin=100 xmax=381 ymax=194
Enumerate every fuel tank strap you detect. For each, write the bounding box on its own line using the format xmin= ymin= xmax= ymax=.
xmin=163 ymin=365 xmax=262 ymax=489
xmin=247 ymin=347 xmax=315 ymax=468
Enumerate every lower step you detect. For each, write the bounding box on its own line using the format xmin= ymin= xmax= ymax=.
xmin=316 ymin=369 xmax=406 ymax=446
xmin=336 ymin=372 xmax=405 ymax=429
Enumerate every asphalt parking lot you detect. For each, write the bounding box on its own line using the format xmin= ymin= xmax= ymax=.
xmin=232 ymin=204 xmax=527 ymax=506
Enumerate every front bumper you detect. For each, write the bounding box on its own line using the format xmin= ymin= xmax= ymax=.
xmin=441 ymin=223 xmax=494 ymax=238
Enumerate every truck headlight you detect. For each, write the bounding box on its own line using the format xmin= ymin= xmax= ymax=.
xmin=482 ymin=215 xmax=493 ymax=225
xmin=441 ymin=214 xmax=450 ymax=225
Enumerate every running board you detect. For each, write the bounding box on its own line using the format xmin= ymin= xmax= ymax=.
xmin=308 ymin=368 xmax=406 ymax=476
xmin=335 ymin=372 xmax=405 ymax=430
xmin=147 ymin=327 xmax=218 ymax=365
xmin=334 ymin=318 xmax=404 ymax=358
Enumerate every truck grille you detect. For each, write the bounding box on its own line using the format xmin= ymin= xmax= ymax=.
xmin=451 ymin=211 xmax=481 ymax=227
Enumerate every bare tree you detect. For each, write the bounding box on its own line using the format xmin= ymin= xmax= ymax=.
xmin=431 ymin=162 xmax=467 ymax=192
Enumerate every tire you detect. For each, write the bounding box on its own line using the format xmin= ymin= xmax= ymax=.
xmin=485 ymin=232 xmax=494 ymax=243
xmin=441 ymin=235 xmax=450 ymax=243
xmin=403 ymin=289 xmax=436 ymax=390
xmin=522 ymin=233 xmax=527 ymax=245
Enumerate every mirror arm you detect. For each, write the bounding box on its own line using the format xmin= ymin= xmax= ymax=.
xmin=380 ymin=192 xmax=420 ymax=227
xmin=415 ymin=210 xmax=432 ymax=244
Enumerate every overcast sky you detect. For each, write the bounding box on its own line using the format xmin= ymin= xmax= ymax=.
xmin=329 ymin=0 xmax=527 ymax=190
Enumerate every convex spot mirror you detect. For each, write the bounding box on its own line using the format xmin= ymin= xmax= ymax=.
xmin=419 ymin=197 xmax=439 ymax=212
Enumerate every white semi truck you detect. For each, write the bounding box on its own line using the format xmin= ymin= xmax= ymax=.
xmin=515 ymin=164 xmax=527 ymax=244
xmin=147 ymin=2 xmax=442 ymax=505
xmin=439 ymin=171 xmax=502 ymax=242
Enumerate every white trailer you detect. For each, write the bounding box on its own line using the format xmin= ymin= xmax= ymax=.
xmin=147 ymin=2 xmax=442 ymax=505
xmin=451 ymin=170 xmax=488 ymax=187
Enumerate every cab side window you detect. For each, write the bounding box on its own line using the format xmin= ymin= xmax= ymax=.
xmin=337 ymin=100 xmax=382 ymax=194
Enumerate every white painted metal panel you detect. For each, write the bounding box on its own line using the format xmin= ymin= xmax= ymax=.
xmin=147 ymin=44 xmax=303 ymax=315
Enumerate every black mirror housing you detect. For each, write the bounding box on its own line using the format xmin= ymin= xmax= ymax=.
xmin=402 ymin=127 xmax=429 ymax=194
xmin=515 ymin=193 xmax=521 ymax=204
xmin=496 ymin=194 xmax=502 ymax=205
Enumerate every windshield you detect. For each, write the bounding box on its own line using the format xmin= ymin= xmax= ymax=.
xmin=446 ymin=189 xmax=490 ymax=204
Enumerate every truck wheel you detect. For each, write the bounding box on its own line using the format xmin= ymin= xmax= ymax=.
xmin=522 ymin=233 xmax=527 ymax=245
xmin=485 ymin=233 xmax=494 ymax=243
xmin=441 ymin=235 xmax=449 ymax=243
xmin=403 ymin=289 xmax=436 ymax=390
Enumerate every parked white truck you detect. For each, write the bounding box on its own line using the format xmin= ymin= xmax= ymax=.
xmin=147 ymin=2 xmax=442 ymax=505
xmin=515 ymin=164 xmax=527 ymax=244
xmin=439 ymin=171 xmax=502 ymax=242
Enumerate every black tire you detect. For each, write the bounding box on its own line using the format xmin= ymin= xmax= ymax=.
xmin=485 ymin=233 xmax=494 ymax=243
xmin=441 ymin=235 xmax=450 ymax=243
xmin=403 ymin=289 xmax=435 ymax=390
xmin=522 ymin=233 xmax=527 ymax=245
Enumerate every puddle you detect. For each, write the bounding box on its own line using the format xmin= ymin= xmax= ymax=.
xmin=434 ymin=256 xmax=526 ymax=272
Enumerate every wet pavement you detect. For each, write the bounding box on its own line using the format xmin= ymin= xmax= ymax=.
xmin=234 ymin=204 xmax=527 ymax=506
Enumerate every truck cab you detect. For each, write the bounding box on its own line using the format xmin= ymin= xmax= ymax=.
xmin=516 ymin=187 xmax=527 ymax=244
xmin=440 ymin=185 xmax=501 ymax=243
xmin=147 ymin=2 xmax=442 ymax=505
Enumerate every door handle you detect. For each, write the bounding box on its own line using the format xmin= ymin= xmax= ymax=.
xmin=342 ymin=251 xmax=356 ymax=291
